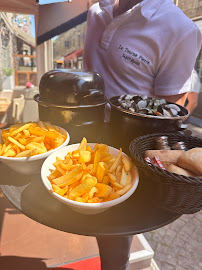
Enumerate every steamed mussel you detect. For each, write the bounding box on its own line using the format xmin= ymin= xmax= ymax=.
xmin=117 ymin=95 xmax=183 ymax=118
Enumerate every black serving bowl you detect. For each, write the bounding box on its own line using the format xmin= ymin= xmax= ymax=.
xmin=108 ymin=96 xmax=189 ymax=154
xmin=34 ymin=70 xmax=108 ymax=143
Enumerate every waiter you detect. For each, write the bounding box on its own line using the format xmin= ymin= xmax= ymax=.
xmin=83 ymin=0 xmax=202 ymax=269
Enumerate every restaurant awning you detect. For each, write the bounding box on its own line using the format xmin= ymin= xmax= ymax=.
xmin=0 ymin=0 xmax=89 ymax=45
xmin=64 ymin=49 xmax=83 ymax=61
xmin=37 ymin=1 xmax=88 ymax=45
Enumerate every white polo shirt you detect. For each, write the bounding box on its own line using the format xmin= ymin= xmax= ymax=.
xmin=83 ymin=0 xmax=202 ymax=98
xmin=181 ymin=69 xmax=201 ymax=94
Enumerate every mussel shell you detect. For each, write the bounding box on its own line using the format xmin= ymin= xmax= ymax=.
xmin=138 ymin=108 xmax=150 ymax=115
xmin=165 ymin=104 xmax=181 ymax=112
xmin=132 ymin=102 xmax=138 ymax=112
xmin=132 ymin=95 xmax=143 ymax=103
xmin=137 ymin=100 xmax=148 ymax=109
xmin=163 ymin=108 xmax=172 ymax=117
xmin=169 ymin=108 xmax=179 ymax=117
xmin=129 ymin=107 xmax=135 ymax=113
xmin=124 ymin=95 xmax=134 ymax=101
xmin=157 ymin=105 xmax=164 ymax=114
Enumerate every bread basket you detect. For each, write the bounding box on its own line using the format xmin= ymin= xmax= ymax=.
xmin=129 ymin=132 xmax=202 ymax=214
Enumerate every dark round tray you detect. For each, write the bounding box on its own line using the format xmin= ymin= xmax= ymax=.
xmin=0 ymin=162 xmax=181 ymax=237
xmin=129 ymin=132 xmax=202 ymax=215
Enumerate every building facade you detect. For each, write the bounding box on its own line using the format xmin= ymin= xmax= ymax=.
xmin=53 ymin=22 xmax=87 ymax=69
xmin=0 ymin=12 xmax=36 ymax=90
xmin=175 ymin=0 xmax=202 ymax=84
xmin=174 ymin=0 xmax=202 ymax=121
xmin=53 ymin=0 xmax=96 ymax=69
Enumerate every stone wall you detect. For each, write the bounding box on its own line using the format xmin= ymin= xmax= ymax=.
xmin=0 ymin=27 xmax=3 ymax=91
xmin=53 ymin=22 xmax=87 ymax=62
xmin=177 ymin=0 xmax=202 ymax=19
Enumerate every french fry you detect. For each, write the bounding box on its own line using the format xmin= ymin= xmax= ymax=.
xmin=120 ymin=167 xmax=130 ymax=186
xmin=81 ymin=173 xmax=92 ymax=183
xmin=88 ymin=197 xmax=102 ymax=203
xmin=0 ymin=144 xmax=6 ymax=155
xmin=102 ymin=175 xmax=110 ymax=185
xmin=95 ymin=183 xmax=112 ymax=198
xmin=108 ymin=173 xmax=118 ymax=183
xmin=59 ymin=157 xmax=73 ymax=171
xmin=0 ymin=122 xmax=66 ymax=158
xmin=12 ymin=144 xmax=21 ymax=154
xmin=43 ymin=121 xmax=57 ymax=131
xmin=52 ymin=184 xmax=68 ymax=196
xmin=16 ymin=148 xmax=37 ymax=157
xmin=92 ymin=150 xmax=101 ymax=175
xmin=78 ymin=150 xmax=91 ymax=163
xmin=111 ymin=181 xmax=124 ymax=189
xmin=53 ymin=162 xmax=66 ymax=175
xmin=3 ymin=148 xmax=16 ymax=157
xmin=48 ymin=169 xmax=62 ymax=181
xmin=47 ymin=138 xmax=135 ymax=203
xmin=45 ymin=130 xmax=58 ymax=140
xmin=11 ymin=123 xmax=33 ymax=136
xmin=70 ymin=176 xmax=97 ymax=197
xmin=122 ymin=156 xmax=131 ymax=172
xmin=18 ymin=138 xmax=28 ymax=146
xmin=52 ymin=164 xmax=84 ymax=187
xmin=23 ymin=129 xmax=30 ymax=137
xmin=108 ymin=148 xmax=122 ymax=173
xmin=54 ymin=134 xmax=65 ymax=148
xmin=78 ymin=137 xmax=87 ymax=151
xmin=38 ymin=121 xmax=48 ymax=130
xmin=8 ymin=136 xmax=26 ymax=150
xmin=105 ymin=192 xmax=120 ymax=201
xmin=115 ymin=165 xmax=122 ymax=178
xmin=96 ymin=161 xmax=106 ymax=183
xmin=116 ymin=184 xmax=132 ymax=196
xmin=26 ymin=142 xmax=47 ymax=154
xmin=89 ymin=187 xmax=98 ymax=198
xmin=83 ymin=164 xmax=94 ymax=174
xmin=4 ymin=143 xmax=12 ymax=153
xmin=75 ymin=193 xmax=89 ymax=203
xmin=68 ymin=181 xmax=80 ymax=193
xmin=116 ymin=171 xmax=122 ymax=183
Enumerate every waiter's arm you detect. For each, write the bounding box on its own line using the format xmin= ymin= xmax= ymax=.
xmin=156 ymin=93 xmax=188 ymax=106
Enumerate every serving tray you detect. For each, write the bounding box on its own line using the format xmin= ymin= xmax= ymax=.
xmin=0 ymin=162 xmax=180 ymax=236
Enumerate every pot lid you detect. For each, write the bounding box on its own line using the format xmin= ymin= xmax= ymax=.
xmin=38 ymin=69 xmax=106 ymax=106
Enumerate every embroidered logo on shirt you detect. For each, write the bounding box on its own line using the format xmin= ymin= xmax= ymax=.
xmin=118 ymin=44 xmax=150 ymax=66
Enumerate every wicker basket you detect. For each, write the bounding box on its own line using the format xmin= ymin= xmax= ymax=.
xmin=129 ymin=132 xmax=202 ymax=214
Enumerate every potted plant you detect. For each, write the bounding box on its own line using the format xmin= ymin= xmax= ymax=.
xmin=2 ymin=67 xmax=14 ymax=89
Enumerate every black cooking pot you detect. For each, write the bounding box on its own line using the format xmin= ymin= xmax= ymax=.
xmin=34 ymin=69 xmax=107 ymax=143
xmin=108 ymin=96 xmax=189 ymax=153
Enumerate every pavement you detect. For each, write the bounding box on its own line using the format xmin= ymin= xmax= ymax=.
xmin=144 ymin=123 xmax=202 ymax=270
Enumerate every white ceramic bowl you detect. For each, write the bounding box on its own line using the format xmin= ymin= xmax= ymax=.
xmin=0 ymin=126 xmax=70 ymax=175
xmin=41 ymin=143 xmax=139 ymax=215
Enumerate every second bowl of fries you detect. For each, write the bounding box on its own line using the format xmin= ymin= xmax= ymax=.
xmin=0 ymin=121 xmax=70 ymax=175
xmin=41 ymin=138 xmax=139 ymax=215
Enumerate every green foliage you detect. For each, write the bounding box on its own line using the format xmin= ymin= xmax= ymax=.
xmin=3 ymin=67 xmax=14 ymax=77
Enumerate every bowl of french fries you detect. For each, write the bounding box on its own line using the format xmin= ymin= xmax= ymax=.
xmin=0 ymin=121 xmax=70 ymax=175
xmin=41 ymin=138 xmax=139 ymax=215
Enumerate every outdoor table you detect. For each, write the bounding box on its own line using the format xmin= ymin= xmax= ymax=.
xmin=0 ymin=100 xmax=11 ymax=128
xmin=0 ymin=160 xmax=181 ymax=237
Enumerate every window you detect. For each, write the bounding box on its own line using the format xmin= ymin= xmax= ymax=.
xmin=65 ymin=40 xmax=69 ymax=48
